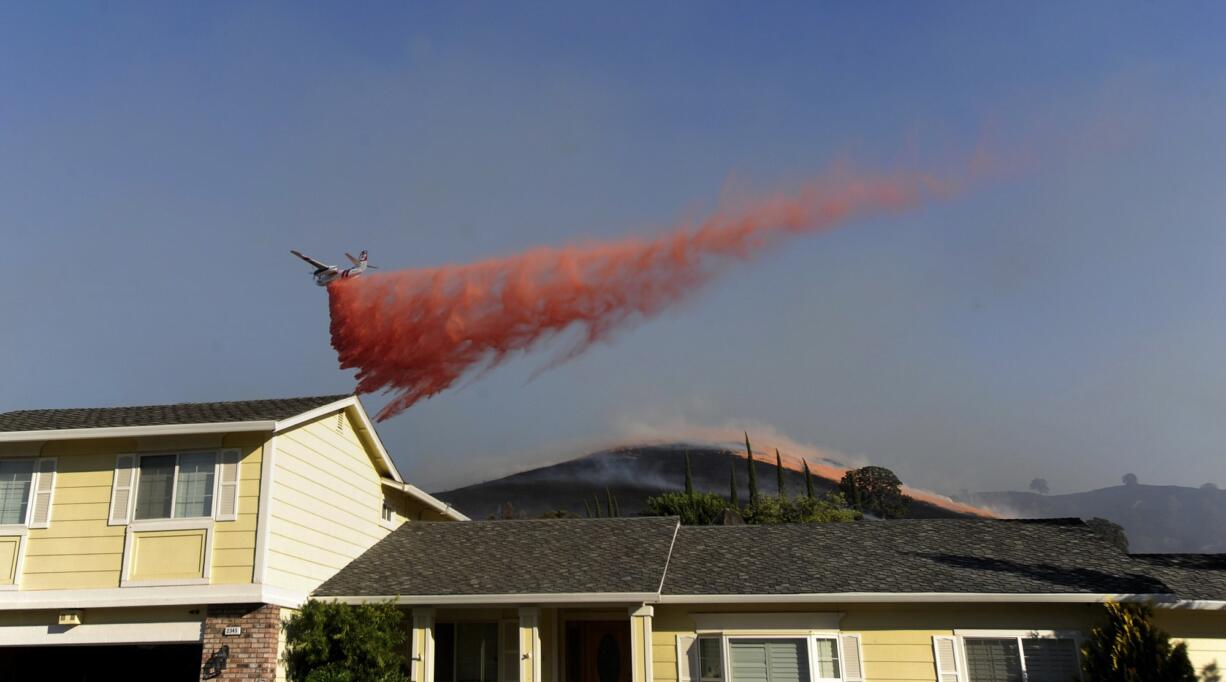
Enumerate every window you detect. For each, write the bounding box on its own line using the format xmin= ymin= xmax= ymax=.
xmin=730 ymin=639 xmax=810 ymax=682
xmin=382 ymin=502 xmax=395 ymax=523
xmin=134 ymin=452 xmax=217 ymax=520
xmin=434 ymin=622 xmax=502 ymax=682
xmin=698 ymin=637 xmax=724 ymax=682
xmin=0 ymin=459 xmax=35 ymax=525
xmin=692 ymin=635 xmax=858 ymax=682
xmin=963 ymin=637 xmax=1080 ymax=682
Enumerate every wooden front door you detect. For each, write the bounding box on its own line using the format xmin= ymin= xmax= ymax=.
xmin=566 ymin=621 xmax=631 ymax=682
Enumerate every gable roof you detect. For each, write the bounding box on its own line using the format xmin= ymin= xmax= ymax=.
xmin=662 ymin=518 xmax=1164 ymax=597
xmin=1129 ymin=554 xmax=1226 ymax=602
xmin=314 ymin=517 xmax=679 ymax=600
xmin=315 ymin=517 xmax=1226 ymax=605
xmin=0 ymin=394 xmax=351 ymax=433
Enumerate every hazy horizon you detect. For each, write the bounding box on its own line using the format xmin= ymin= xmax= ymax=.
xmin=3 ymin=3 xmax=1225 ymax=498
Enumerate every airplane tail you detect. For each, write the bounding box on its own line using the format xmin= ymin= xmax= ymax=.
xmin=346 ymin=250 xmax=375 ymax=271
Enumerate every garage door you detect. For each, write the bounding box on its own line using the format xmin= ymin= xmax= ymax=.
xmin=0 ymin=642 xmax=202 ymax=681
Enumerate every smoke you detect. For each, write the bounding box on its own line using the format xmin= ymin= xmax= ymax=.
xmin=329 ymin=164 xmax=955 ymax=421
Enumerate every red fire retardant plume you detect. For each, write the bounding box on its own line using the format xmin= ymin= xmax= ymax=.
xmin=330 ymin=167 xmax=951 ymax=421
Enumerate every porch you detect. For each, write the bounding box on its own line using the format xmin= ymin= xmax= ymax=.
xmin=407 ymin=604 xmax=656 ymax=682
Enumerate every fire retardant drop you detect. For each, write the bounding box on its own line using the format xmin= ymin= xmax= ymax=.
xmin=329 ymin=166 xmax=951 ymax=421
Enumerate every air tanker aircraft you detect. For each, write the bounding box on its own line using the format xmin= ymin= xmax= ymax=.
xmin=290 ymin=250 xmax=377 ymax=286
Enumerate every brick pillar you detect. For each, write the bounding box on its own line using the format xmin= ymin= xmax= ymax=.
xmin=200 ymin=603 xmax=282 ymax=682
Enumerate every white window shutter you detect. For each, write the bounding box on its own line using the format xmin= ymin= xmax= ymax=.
xmin=840 ymin=634 xmax=864 ymax=682
xmin=28 ymin=458 xmax=56 ymax=528
xmin=109 ymin=454 xmax=135 ymax=525
xmin=216 ymin=449 xmax=241 ymax=521
xmin=933 ymin=636 xmax=962 ymax=682
xmin=677 ymin=635 xmax=698 ymax=682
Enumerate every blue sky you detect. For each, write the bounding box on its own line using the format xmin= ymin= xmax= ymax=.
xmin=2 ymin=2 xmax=1224 ymax=494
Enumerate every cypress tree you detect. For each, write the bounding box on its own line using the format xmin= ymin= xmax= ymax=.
xmin=684 ymin=450 xmax=695 ymax=497
xmin=729 ymin=461 xmax=741 ymax=508
xmin=804 ymin=459 xmax=815 ymax=499
xmin=583 ymin=499 xmax=593 ymax=518
xmin=593 ymin=493 xmax=604 ymax=518
xmin=611 ymin=494 xmax=621 ymax=518
xmin=745 ymin=432 xmax=759 ymax=505
xmin=606 ymin=487 xmax=616 ymax=518
xmin=776 ymin=448 xmax=786 ymax=497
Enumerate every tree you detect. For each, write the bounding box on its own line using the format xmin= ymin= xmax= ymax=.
xmin=684 ymin=450 xmax=694 ymax=497
xmin=776 ymin=449 xmax=786 ymax=497
xmin=803 ymin=460 xmax=815 ymax=499
xmin=1086 ymin=517 xmax=1130 ymax=553
xmin=729 ymin=461 xmax=740 ymax=508
xmin=741 ymin=492 xmax=860 ymax=524
xmin=1201 ymin=482 xmax=1219 ymax=491
xmin=283 ymin=599 xmax=408 ymax=682
xmin=1123 ymin=472 xmax=1139 ymax=486
xmin=606 ymin=487 xmax=618 ymax=518
xmin=1029 ymin=478 xmax=1049 ymax=495
xmin=745 ymin=432 xmax=760 ymax=505
xmin=645 ymin=492 xmax=731 ymax=525
xmin=1081 ymin=601 xmax=1195 ymax=681
xmin=839 ymin=466 xmax=912 ymax=519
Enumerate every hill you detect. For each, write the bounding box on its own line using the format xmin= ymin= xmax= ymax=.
xmin=434 ymin=444 xmax=981 ymax=520
xmin=971 ymin=484 xmax=1226 ymax=553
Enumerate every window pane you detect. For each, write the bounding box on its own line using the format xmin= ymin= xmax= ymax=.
xmin=1022 ymin=638 xmax=1079 ymax=682
xmin=434 ymin=623 xmax=455 ymax=682
xmin=730 ymin=640 xmax=810 ymax=682
xmin=814 ymin=638 xmax=841 ymax=679
xmin=0 ymin=460 xmax=35 ymax=525
xmin=134 ymin=455 xmax=176 ymax=520
xmin=699 ymin=637 xmax=724 ymax=681
xmin=455 ymin=622 xmax=499 ymax=682
xmin=175 ymin=453 xmax=215 ymax=518
xmin=965 ymin=638 xmax=1023 ymax=682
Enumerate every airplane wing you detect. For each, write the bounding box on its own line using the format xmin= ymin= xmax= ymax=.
xmin=290 ymin=250 xmax=331 ymax=271
xmin=345 ymin=252 xmax=361 ymax=266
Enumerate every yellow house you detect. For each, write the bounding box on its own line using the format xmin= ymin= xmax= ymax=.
xmin=0 ymin=394 xmax=465 ymax=681
xmin=316 ymin=517 xmax=1226 ymax=682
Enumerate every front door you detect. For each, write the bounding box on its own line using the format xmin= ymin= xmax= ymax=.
xmin=566 ymin=621 xmax=631 ymax=682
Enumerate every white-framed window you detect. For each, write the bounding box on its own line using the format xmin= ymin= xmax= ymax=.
xmin=433 ymin=620 xmax=517 ymax=682
xmin=0 ymin=459 xmax=36 ymax=526
xmin=691 ymin=634 xmax=860 ymax=682
xmin=0 ymin=457 xmax=56 ymax=528
xmin=939 ymin=634 xmax=1082 ymax=682
xmin=133 ymin=452 xmax=217 ymax=520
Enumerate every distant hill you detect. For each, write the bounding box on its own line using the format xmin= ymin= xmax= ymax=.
xmin=970 ymin=484 xmax=1226 ymax=553
xmin=434 ymin=444 xmax=979 ymax=521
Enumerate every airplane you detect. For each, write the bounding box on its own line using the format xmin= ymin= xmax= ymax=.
xmin=290 ymin=249 xmax=377 ymax=286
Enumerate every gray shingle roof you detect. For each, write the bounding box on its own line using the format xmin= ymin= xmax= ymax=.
xmin=1129 ymin=554 xmax=1226 ymax=601
xmin=662 ymin=518 xmax=1169 ymax=595
xmin=314 ymin=517 xmax=680 ymax=597
xmin=0 ymin=394 xmax=351 ymax=432
xmin=316 ymin=517 xmax=1226 ymax=600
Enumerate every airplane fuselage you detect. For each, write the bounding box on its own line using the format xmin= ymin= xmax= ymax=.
xmin=312 ymin=265 xmax=364 ymax=286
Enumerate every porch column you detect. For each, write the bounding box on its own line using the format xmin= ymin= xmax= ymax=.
xmin=629 ymin=604 xmax=654 ymax=682
xmin=519 ymin=607 xmax=542 ymax=682
xmin=410 ymin=607 xmax=435 ymax=682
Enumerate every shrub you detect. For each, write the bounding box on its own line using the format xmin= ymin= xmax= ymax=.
xmin=741 ymin=493 xmax=860 ymax=524
xmin=283 ymin=599 xmax=409 ymax=682
xmin=1081 ymin=601 xmax=1195 ymax=682
xmin=645 ymin=491 xmax=730 ymax=525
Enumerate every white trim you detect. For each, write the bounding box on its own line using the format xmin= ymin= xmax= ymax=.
xmin=954 ymin=629 xmax=1082 ymax=638
xmin=691 ymin=612 xmax=842 ymax=632
xmin=253 ymin=433 xmax=277 ymax=584
xmin=120 ymin=519 xmax=215 ymax=586
xmin=322 ymin=592 xmax=661 ymax=605
xmin=107 ymin=453 xmax=136 ymax=526
xmin=28 ymin=457 xmax=56 ymax=529
xmin=270 ymin=397 xmax=356 ymax=434
xmin=657 ymin=592 xmax=1185 ymax=604
xmin=0 ymin=531 xmax=28 ymax=592
xmin=381 ymin=478 xmax=470 ymax=521
xmin=0 ymin=619 xmax=204 ymax=646
xmin=0 ymin=421 xmax=275 ymax=443
xmin=0 ymin=582 xmax=309 ymax=610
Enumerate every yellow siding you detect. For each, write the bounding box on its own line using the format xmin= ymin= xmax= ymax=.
xmin=0 ymin=536 xmax=19 ymax=585
xmin=265 ymin=410 xmax=397 ymax=595
xmin=10 ymin=433 xmax=263 ymax=590
xmin=129 ymin=529 xmax=207 ymax=581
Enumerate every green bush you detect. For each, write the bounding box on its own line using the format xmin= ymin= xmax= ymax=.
xmin=741 ymin=493 xmax=860 ymax=524
xmin=1081 ymin=601 xmax=1196 ymax=681
xmin=283 ymin=599 xmax=409 ymax=682
xmin=645 ymin=491 xmax=730 ymax=525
